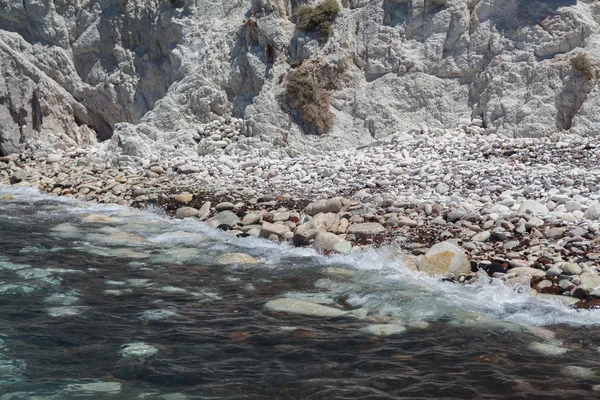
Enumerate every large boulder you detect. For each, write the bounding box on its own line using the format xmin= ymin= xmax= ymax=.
xmin=312 ymin=232 xmax=345 ymax=252
xmin=293 ymin=213 xmax=340 ymax=246
xmin=259 ymin=222 xmax=290 ymax=239
xmin=418 ymin=241 xmax=470 ymax=277
xmin=207 ymin=210 xmax=241 ymax=229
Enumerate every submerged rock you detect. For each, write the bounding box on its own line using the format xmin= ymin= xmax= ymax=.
xmin=119 ymin=342 xmax=159 ymax=358
xmin=65 ymin=382 xmax=121 ymax=394
xmin=359 ymin=324 xmax=407 ymax=337
xmin=561 ymin=366 xmax=598 ymax=379
xmin=81 ymin=214 xmax=114 ymax=224
xmin=264 ymin=298 xmax=350 ymax=318
xmin=216 ymin=252 xmax=257 ymax=264
xmin=528 ymin=342 xmax=569 ymax=356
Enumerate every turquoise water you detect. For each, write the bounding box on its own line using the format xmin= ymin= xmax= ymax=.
xmin=1 ymin=186 xmax=600 ymax=399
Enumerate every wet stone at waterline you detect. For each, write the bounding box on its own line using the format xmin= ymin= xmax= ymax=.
xmin=1 ymin=187 xmax=600 ymax=398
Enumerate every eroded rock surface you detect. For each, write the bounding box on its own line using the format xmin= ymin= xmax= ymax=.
xmin=1 ymin=0 xmax=599 ymax=158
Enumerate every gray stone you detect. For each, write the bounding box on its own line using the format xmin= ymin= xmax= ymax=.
xmin=507 ymin=267 xmax=546 ymax=279
xmin=305 ymin=197 xmax=348 ymax=216
xmin=215 ymin=202 xmax=235 ymax=212
xmin=545 ymin=227 xmax=566 ymax=239
xmin=333 ymin=241 xmax=352 ymax=255
xmin=264 ymin=298 xmax=349 ymax=318
xmin=546 ymin=267 xmax=563 ymax=278
xmin=525 ymin=217 xmax=544 ymax=229
xmin=435 ymin=182 xmax=450 ymax=195
xmin=46 ymin=153 xmax=62 ymax=164
xmin=565 ymin=201 xmax=581 ymax=212
xmin=198 ymin=201 xmax=211 ymax=220
xmin=584 ymin=205 xmax=600 ymax=221
xmin=471 ymin=231 xmax=490 ymax=242
xmin=346 ymin=222 xmax=386 ymax=238
xmin=398 ymin=218 xmax=418 ymax=227
xmin=9 ymin=169 xmax=27 ymax=184
xmin=537 ymin=294 xmax=580 ymax=306
xmin=312 ymin=232 xmax=344 ymax=252
xmin=536 ymin=280 xmax=553 ymax=291
xmin=259 ymin=222 xmax=290 ymax=239
xmin=177 ymin=165 xmax=200 ymax=174
xmin=242 ymin=212 xmax=261 ymax=225
xmin=272 ymin=211 xmax=290 ymax=222
xmin=518 ymin=200 xmax=549 ymax=215
xmin=446 ymin=209 xmax=465 ymax=223
xmin=207 ymin=211 xmax=240 ymax=229
xmin=175 ymin=207 xmax=199 ymax=219
xmin=149 ymin=165 xmax=165 ymax=174
xmin=562 ymin=262 xmax=582 ymax=276
xmin=293 ymin=224 xmax=321 ymax=246
xmin=580 ymin=273 xmax=600 ymax=290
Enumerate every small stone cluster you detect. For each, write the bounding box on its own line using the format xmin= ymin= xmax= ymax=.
xmin=196 ymin=117 xmax=244 ymax=156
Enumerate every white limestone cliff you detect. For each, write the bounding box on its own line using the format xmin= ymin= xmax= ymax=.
xmin=0 ymin=0 xmax=599 ymax=158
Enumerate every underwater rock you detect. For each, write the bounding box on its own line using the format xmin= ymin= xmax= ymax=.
xmin=528 ymin=342 xmax=569 ymax=356
xmin=264 ymin=298 xmax=350 ymax=318
xmin=216 ymin=252 xmax=257 ymax=264
xmin=359 ymin=324 xmax=407 ymax=337
xmin=119 ymin=342 xmax=159 ymax=358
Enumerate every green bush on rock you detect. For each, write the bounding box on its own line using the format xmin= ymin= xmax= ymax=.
xmin=296 ymin=0 xmax=341 ymax=42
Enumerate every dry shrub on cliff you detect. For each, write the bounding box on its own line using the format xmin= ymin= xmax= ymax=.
xmin=571 ymin=53 xmax=597 ymax=80
xmin=284 ymin=67 xmax=334 ymax=135
xmin=296 ymin=0 xmax=341 ymax=42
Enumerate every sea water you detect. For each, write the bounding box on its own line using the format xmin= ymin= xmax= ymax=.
xmin=1 ymin=186 xmax=600 ymax=399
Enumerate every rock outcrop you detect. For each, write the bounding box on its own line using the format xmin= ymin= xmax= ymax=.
xmin=1 ymin=0 xmax=599 ymax=157
xmin=0 ymin=0 xmax=183 ymax=155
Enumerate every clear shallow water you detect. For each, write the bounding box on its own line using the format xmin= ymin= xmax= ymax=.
xmin=1 ymin=186 xmax=600 ymax=399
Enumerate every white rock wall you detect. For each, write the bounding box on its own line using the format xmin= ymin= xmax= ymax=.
xmin=1 ymin=0 xmax=599 ymax=157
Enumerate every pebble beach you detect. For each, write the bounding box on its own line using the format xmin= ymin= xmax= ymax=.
xmin=3 ymin=123 xmax=600 ymax=307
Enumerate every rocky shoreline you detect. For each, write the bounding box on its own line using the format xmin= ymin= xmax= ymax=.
xmin=2 ymin=128 xmax=600 ymax=308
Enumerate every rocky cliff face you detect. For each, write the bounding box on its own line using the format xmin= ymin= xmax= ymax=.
xmin=0 ymin=0 xmax=183 ymax=155
xmin=1 ymin=0 xmax=599 ymax=158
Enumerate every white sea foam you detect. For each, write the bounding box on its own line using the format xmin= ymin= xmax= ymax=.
xmin=3 ymin=185 xmax=600 ymax=328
